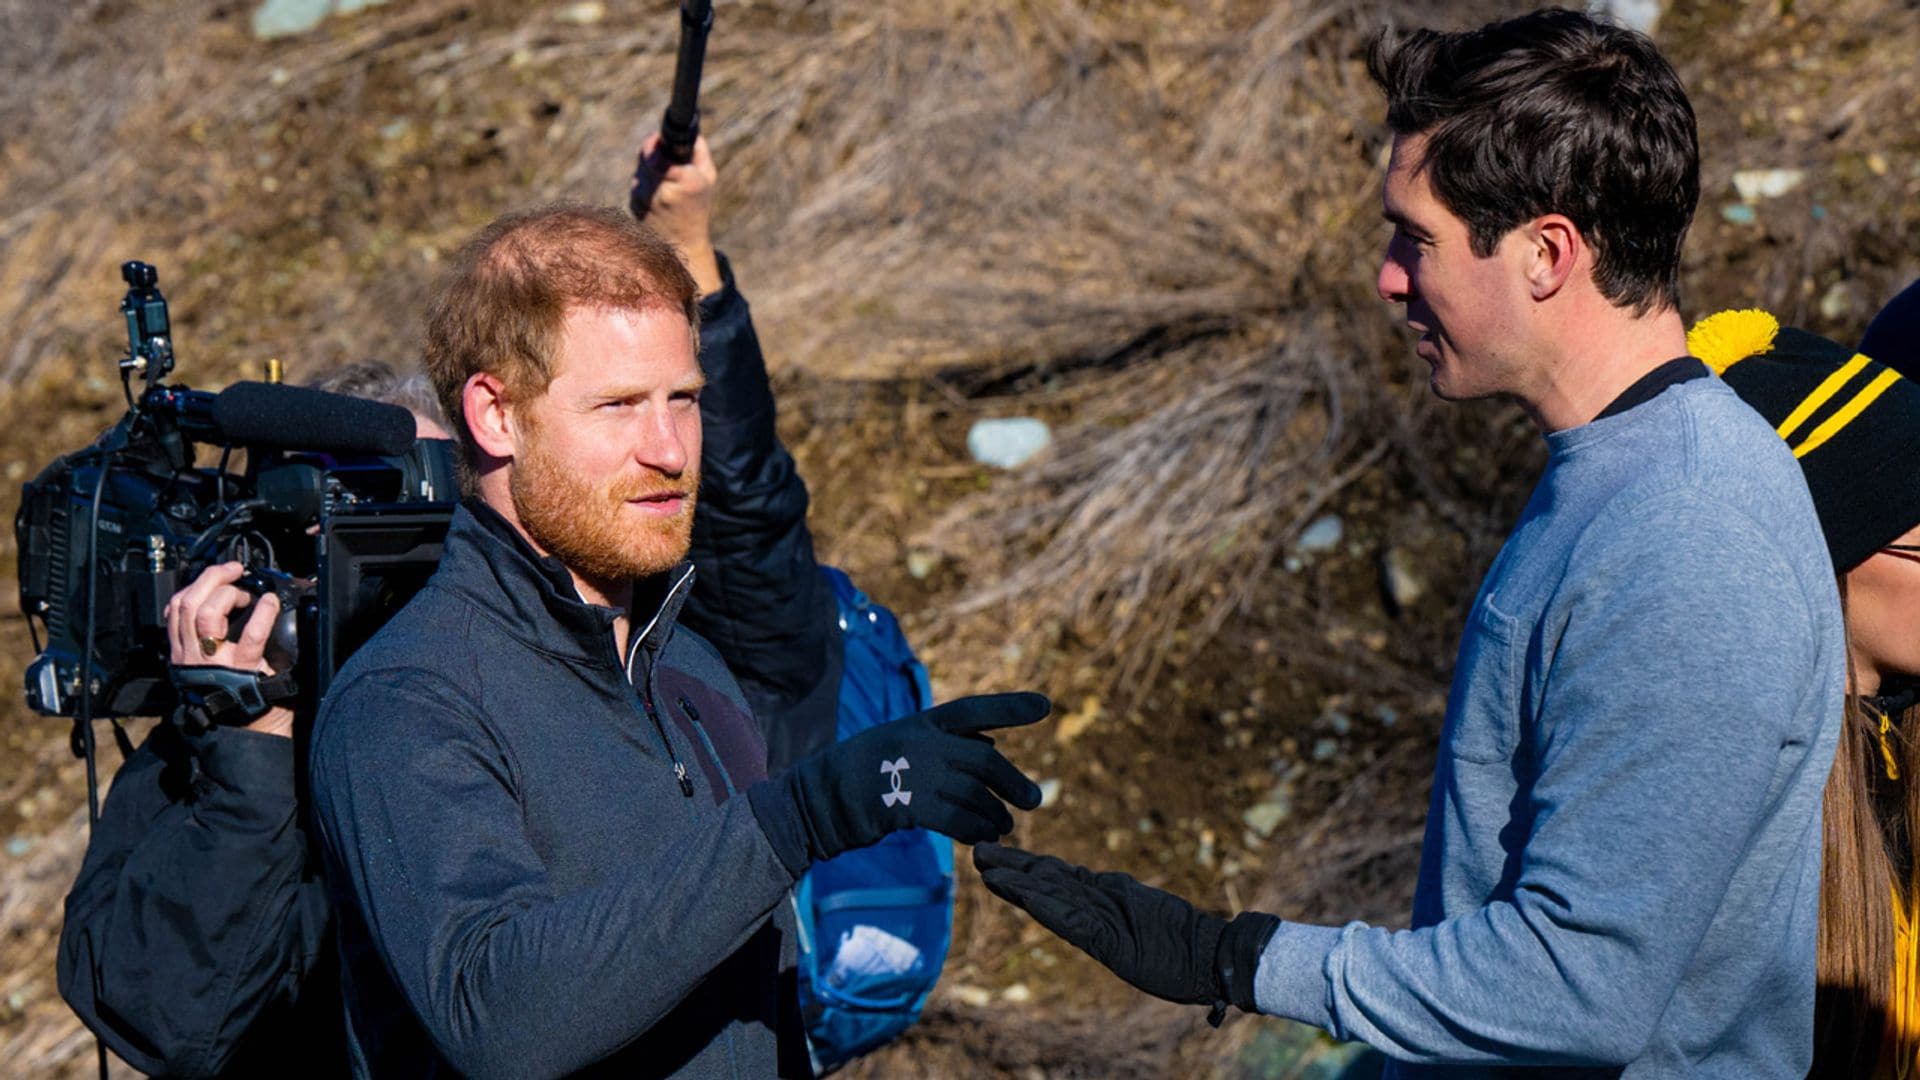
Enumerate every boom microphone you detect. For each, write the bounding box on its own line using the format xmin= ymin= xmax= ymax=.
xmin=211 ymin=382 xmax=417 ymax=456
xmin=629 ymin=0 xmax=715 ymax=217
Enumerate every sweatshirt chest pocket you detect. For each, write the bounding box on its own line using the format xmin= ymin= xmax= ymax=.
xmin=1443 ymin=592 xmax=1525 ymax=765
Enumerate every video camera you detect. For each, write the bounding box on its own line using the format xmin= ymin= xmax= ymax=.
xmin=14 ymin=260 xmax=456 ymax=725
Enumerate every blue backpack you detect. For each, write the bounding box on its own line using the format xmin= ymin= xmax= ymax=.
xmin=795 ymin=568 xmax=954 ymax=1072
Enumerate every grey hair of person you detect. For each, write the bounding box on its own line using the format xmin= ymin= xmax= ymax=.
xmin=308 ymin=359 xmax=450 ymax=430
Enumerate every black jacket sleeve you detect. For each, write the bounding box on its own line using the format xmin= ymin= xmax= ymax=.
xmin=682 ymin=253 xmax=842 ymax=771
xmin=56 ymin=722 xmax=333 ymax=1078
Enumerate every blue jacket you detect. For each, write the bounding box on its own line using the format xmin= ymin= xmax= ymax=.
xmin=310 ymin=500 xmax=809 ymax=1078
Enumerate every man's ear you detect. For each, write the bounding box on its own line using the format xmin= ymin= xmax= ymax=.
xmin=1526 ymin=214 xmax=1581 ymax=301
xmin=462 ymin=372 xmax=518 ymax=460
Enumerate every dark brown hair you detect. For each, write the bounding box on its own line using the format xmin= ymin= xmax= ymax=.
xmin=422 ymin=203 xmax=700 ymax=474
xmin=1367 ymin=7 xmax=1700 ymax=315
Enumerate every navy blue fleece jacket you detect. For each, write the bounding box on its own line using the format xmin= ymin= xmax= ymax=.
xmin=309 ymin=503 xmax=808 ymax=1078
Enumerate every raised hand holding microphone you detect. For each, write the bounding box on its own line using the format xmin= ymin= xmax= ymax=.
xmin=629 ymin=0 xmax=713 ymax=220
xmin=629 ymin=131 xmax=723 ymax=297
xmin=748 ymin=692 xmax=1053 ymax=874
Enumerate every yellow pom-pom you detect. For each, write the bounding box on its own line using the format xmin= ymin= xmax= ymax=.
xmin=1688 ymin=309 xmax=1780 ymax=375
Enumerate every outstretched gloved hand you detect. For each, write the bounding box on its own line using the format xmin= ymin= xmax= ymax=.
xmin=973 ymin=843 xmax=1280 ymax=1024
xmin=748 ymin=693 xmax=1050 ymax=875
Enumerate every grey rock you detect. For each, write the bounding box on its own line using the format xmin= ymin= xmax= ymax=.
xmin=1296 ymin=514 xmax=1343 ymax=554
xmin=1820 ymin=280 xmax=1860 ymax=322
xmin=966 ymin=417 xmax=1052 ymax=469
xmin=253 ymin=0 xmax=387 ymax=41
xmin=950 ymin=984 xmax=992 ymax=1008
xmin=1243 ymin=799 xmax=1290 ymax=838
xmin=254 ymin=0 xmax=329 ymax=39
xmin=1588 ymin=0 xmax=1663 ymax=35
xmin=1036 ymin=778 xmax=1062 ymax=808
xmin=906 ymin=549 xmax=940 ymax=580
xmin=1382 ymin=546 xmax=1426 ymax=611
xmin=1732 ymin=168 xmax=1806 ymax=202
xmin=557 ymin=2 xmax=607 ymax=24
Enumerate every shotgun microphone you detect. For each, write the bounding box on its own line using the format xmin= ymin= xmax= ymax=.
xmin=208 ymin=382 xmax=417 ymax=456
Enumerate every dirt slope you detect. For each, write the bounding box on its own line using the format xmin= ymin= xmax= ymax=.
xmin=1 ymin=1 xmax=1916 ymax=1075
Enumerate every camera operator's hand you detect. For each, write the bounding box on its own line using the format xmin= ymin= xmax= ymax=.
xmin=631 ymin=131 xmax=723 ymax=298
xmin=972 ymin=844 xmax=1280 ymax=1022
xmin=164 ymin=562 xmax=293 ymax=738
xmin=747 ymin=693 xmax=1050 ymax=874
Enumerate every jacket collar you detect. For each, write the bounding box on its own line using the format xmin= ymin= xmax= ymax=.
xmin=437 ymin=498 xmax=696 ymax=668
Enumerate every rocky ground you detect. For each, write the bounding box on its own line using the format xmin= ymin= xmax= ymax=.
xmin=1 ymin=1 xmax=1916 ymax=1075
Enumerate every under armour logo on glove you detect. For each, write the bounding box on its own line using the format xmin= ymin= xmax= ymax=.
xmin=881 ymin=757 xmax=912 ymax=807
xmin=747 ymin=692 xmax=1048 ymax=871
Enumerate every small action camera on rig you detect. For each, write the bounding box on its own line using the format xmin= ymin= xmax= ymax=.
xmin=14 ymin=260 xmax=457 ymax=752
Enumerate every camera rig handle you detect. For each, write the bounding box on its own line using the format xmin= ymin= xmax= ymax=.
xmin=119 ymin=260 xmax=174 ymax=388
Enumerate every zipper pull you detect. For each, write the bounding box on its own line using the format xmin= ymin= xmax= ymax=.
xmin=643 ymin=692 xmax=696 ymax=799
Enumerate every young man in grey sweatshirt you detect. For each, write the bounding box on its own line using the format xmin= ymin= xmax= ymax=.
xmin=973 ymin=10 xmax=1844 ymax=1076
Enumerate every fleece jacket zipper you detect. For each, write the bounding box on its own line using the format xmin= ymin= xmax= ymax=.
xmin=624 ymin=569 xmax=697 ymax=799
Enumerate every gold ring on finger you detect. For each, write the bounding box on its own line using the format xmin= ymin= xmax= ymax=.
xmin=198 ymin=636 xmax=221 ymax=657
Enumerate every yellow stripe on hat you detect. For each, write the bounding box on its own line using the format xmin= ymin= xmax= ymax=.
xmin=1791 ymin=363 xmax=1899 ymax=459
xmin=1776 ymin=354 xmax=1873 ymax=442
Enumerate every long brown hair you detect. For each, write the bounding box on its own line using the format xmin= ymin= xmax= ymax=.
xmin=1814 ymin=577 xmax=1919 ymax=1077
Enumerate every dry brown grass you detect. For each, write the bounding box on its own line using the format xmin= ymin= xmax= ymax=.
xmin=1 ymin=1 xmax=1917 ymax=1075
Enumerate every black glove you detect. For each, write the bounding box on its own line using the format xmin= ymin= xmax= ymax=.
xmin=973 ymin=843 xmax=1280 ymax=1025
xmin=749 ymin=692 xmax=1050 ymax=874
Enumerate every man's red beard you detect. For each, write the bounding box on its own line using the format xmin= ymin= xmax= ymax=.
xmin=509 ymin=425 xmax=699 ymax=592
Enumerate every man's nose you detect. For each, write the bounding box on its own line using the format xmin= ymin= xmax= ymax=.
xmin=633 ymin=410 xmax=691 ymax=476
xmin=1377 ymin=249 xmax=1411 ymax=303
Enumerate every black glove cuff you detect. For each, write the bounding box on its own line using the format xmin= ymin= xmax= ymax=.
xmin=1215 ymin=911 xmax=1282 ymax=1018
xmin=745 ymin=776 xmax=811 ymax=881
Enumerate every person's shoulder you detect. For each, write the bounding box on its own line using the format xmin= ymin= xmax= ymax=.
xmin=664 ymin=622 xmax=752 ymax=709
xmin=666 ymin=622 xmax=733 ymax=685
xmin=334 ymin=577 xmax=488 ymax=677
xmin=314 ymin=593 xmax=487 ymax=748
xmin=1578 ymin=409 xmax=1831 ymax=614
xmin=1670 ymin=377 xmax=1799 ymax=472
xmin=1593 ymin=379 xmax=1810 ymax=518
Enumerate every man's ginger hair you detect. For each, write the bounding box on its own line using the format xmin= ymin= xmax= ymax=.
xmin=423 ymin=203 xmax=701 ymax=487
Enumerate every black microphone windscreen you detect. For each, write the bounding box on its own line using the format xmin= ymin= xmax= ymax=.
xmin=211 ymin=382 xmax=417 ymax=457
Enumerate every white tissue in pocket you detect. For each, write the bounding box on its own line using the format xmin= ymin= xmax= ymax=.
xmin=825 ymin=924 xmax=923 ymax=988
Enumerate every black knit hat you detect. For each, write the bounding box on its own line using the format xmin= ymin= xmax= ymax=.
xmin=1862 ymin=277 xmax=1920 ymax=383
xmin=1690 ymin=309 xmax=1920 ymax=573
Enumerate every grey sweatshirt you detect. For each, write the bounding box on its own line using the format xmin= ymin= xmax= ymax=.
xmin=1255 ymin=377 xmax=1844 ymax=1077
